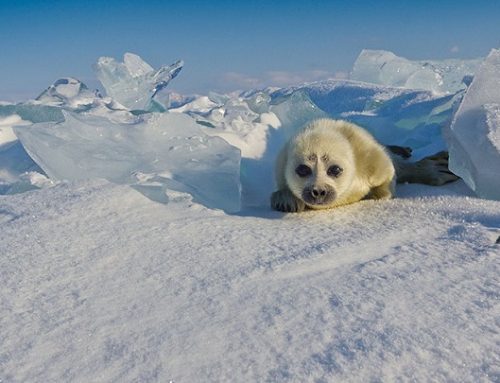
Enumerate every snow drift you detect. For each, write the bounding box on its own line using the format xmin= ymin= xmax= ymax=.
xmin=1 ymin=179 xmax=498 ymax=382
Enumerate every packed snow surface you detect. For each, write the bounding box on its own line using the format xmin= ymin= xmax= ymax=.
xmin=1 ymin=180 xmax=499 ymax=382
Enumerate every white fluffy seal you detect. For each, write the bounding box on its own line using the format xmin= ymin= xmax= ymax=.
xmin=271 ymin=118 xmax=459 ymax=212
xmin=271 ymin=119 xmax=395 ymax=212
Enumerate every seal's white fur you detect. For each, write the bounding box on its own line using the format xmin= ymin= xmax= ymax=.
xmin=271 ymin=119 xmax=395 ymax=212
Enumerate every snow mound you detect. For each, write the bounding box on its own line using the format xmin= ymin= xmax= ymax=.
xmin=446 ymin=49 xmax=500 ymax=200
xmin=351 ymin=49 xmax=481 ymax=94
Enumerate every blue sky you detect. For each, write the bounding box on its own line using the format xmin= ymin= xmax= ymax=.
xmin=1 ymin=0 xmax=499 ymax=101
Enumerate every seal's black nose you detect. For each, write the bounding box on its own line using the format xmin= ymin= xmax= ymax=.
xmin=303 ymin=186 xmax=334 ymax=205
xmin=311 ymin=188 xmax=327 ymax=198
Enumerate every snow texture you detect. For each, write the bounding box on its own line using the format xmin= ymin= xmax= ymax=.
xmin=351 ymin=49 xmax=481 ymax=94
xmin=0 ymin=180 xmax=499 ymax=382
xmin=446 ymin=49 xmax=500 ymax=200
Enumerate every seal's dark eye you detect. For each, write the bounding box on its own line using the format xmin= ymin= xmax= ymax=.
xmin=295 ymin=164 xmax=312 ymax=177
xmin=327 ymin=165 xmax=343 ymax=177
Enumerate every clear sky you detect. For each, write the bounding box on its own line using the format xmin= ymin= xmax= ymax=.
xmin=1 ymin=0 xmax=499 ymax=101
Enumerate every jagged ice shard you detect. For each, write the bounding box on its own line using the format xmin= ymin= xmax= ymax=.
xmin=36 ymin=77 xmax=97 ymax=108
xmin=269 ymin=90 xmax=328 ymax=136
xmin=14 ymin=112 xmax=241 ymax=212
xmin=4 ymin=49 xmax=495 ymax=206
xmin=94 ymin=53 xmax=183 ymax=112
xmin=271 ymin=80 xmax=460 ymax=158
xmin=0 ymin=77 xmax=133 ymax=125
xmin=350 ymin=49 xmax=482 ymax=94
xmin=35 ymin=77 xmax=134 ymax=120
xmin=446 ymin=49 xmax=500 ymax=200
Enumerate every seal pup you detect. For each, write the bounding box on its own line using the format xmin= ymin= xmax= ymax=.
xmin=271 ymin=119 xmax=457 ymax=212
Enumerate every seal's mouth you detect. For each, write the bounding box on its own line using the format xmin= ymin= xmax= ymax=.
xmin=301 ymin=185 xmax=336 ymax=206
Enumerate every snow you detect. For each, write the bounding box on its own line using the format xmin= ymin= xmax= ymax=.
xmin=350 ymin=49 xmax=482 ymax=94
xmin=0 ymin=115 xmax=25 ymax=146
xmin=446 ymin=49 xmax=500 ymax=200
xmin=1 ymin=50 xmax=500 ymax=381
xmin=0 ymin=180 xmax=499 ymax=382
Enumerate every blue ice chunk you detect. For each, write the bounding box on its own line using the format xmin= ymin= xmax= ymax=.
xmin=351 ymin=49 xmax=482 ymax=95
xmin=14 ymin=111 xmax=241 ymax=212
xmin=446 ymin=49 xmax=500 ymax=200
xmin=94 ymin=53 xmax=183 ymax=112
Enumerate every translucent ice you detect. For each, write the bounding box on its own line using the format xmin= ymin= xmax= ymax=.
xmin=0 ymin=77 xmax=133 ymax=125
xmin=36 ymin=77 xmax=98 ymax=108
xmin=446 ymin=49 xmax=500 ymax=200
xmin=269 ymin=90 xmax=328 ymax=136
xmin=0 ymin=114 xmax=48 ymax=195
xmin=0 ymin=102 xmax=64 ymax=124
xmin=14 ymin=112 xmax=241 ymax=212
xmin=351 ymin=49 xmax=482 ymax=94
xmin=274 ymin=80 xmax=460 ymax=158
xmin=35 ymin=77 xmax=128 ymax=114
xmin=94 ymin=53 xmax=183 ymax=112
xmin=245 ymin=91 xmax=271 ymax=114
xmin=0 ymin=136 xmax=44 ymax=195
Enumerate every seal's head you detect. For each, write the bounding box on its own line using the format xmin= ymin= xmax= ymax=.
xmin=284 ymin=126 xmax=356 ymax=209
